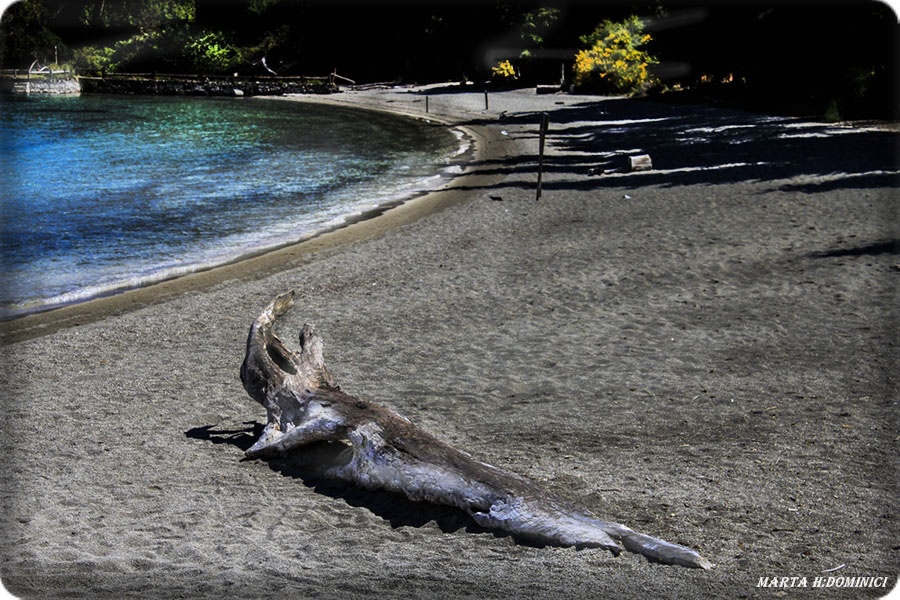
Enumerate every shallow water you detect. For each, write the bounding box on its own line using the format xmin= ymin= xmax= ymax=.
xmin=0 ymin=94 xmax=463 ymax=318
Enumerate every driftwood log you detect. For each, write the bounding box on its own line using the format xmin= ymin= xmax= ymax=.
xmin=240 ymin=291 xmax=712 ymax=569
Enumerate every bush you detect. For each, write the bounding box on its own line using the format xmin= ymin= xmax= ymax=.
xmin=185 ymin=30 xmax=239 ymax=73
xmin=491 ymin=59 xmax=517 ymax=81
xmin=73 ymin=44 xmax=117 ymax=73
xmin=573 ymin=16 xmax=658 ymax=95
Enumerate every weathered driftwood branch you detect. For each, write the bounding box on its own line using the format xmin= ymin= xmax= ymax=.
xmin=240 ymin=291 xmax=712 ymax=569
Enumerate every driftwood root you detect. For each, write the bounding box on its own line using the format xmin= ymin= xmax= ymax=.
xmin=240 ymin=291 xmax=712 ymax=569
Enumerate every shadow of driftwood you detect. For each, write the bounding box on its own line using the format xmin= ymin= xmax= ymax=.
xmin=456 ymin=97 xmax=898 ymax=192
xmin=808 ymin=239 xmax=900 ymax=259
xmin=186 ymin=422 xmax=261 ymax=451
xmin=185 ymin=423 xmax=505 ymax=539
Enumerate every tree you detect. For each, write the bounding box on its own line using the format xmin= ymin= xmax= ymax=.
xmin=70 ymin=0 xmax=198 ymax=72
xmin=518 ymin=6 xmax=560 ymax=59
xmin=185 ymin=30 xmax=238 ymax=73
xmin=0 ymin=0 xmax=68 ymax=68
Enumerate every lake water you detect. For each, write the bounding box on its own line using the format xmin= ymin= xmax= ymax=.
xmin=0 ymin=94 xmax=465 ymax=318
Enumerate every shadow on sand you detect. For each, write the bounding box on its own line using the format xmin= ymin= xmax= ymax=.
xmin=185 ymin=423 xmax=504 ymax=539
xmin=808 ymin=239 xmax=900 ymax=259
xmin=453 ymin=96 xmax=898 ymax=192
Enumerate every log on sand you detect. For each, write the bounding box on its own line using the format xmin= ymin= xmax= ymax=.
xmin=239 ymin=291 xmax=712 ymax=569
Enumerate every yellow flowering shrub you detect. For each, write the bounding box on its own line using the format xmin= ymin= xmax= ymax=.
xmin=492 ymin=59 xmax=517 ymax=80
xmin=573 ymin=16 xmax=658 ymax=94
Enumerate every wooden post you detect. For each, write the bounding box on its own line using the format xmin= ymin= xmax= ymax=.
xmin=536 ymin=112 xmax=549 ymax=200
xmin=484 ymin=89 xmax=489 ymax=110
xmin=426 ymin=95 xmax=429 ymax=114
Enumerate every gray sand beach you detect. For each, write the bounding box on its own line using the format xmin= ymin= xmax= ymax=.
xmin=1 ymin=87 xmax=898 ymax=599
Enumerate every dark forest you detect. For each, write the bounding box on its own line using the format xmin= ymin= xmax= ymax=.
xmin=1 ymin=0 xmax=897 ymax=118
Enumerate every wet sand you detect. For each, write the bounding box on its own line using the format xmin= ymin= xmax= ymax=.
xmin=1 ymin=86 xmax=898 ymax=599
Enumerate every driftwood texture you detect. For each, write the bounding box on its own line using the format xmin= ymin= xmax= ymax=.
xmin=240 ymin=291 xmax=712 ymax=569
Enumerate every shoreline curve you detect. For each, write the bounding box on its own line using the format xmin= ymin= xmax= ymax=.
xmin=0 ymin=89 xmax=513 ymax=344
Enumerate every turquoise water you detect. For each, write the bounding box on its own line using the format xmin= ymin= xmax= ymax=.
xmin=0 ymin=95 xmax=464 ymax=318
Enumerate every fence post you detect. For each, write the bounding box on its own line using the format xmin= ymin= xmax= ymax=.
xmin=536 ymin=112 xmax=549 ymax=200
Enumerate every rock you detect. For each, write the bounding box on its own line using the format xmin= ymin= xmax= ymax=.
xmin=625 ymin=154 xmax=653 ymax=172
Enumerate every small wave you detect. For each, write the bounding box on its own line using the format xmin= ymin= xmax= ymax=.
xmin=1 ymin=102 xmax=469 ymax=320
xmin=450 ymin=128 xmax=472 ymax=156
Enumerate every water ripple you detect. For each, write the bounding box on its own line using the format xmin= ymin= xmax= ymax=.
xmin=0 ymin=95 xmax=462 ymax=317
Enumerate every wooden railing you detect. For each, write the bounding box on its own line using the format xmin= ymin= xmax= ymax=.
xmin=74 ymin=70 xmax=332 ymax=84
xmin=0 ymin=67 xmax=77 ymax=81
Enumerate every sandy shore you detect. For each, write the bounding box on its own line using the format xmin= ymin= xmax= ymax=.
xmin=1 ymin=85 xmax=898 ymax=599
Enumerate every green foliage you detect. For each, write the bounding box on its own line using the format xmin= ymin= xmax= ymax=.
xmin=185 ymin=30 xmax=239 ymax=73
xmin=79 ymin=0 xmax=196 ymax=29
xmin=3 ymin=0 xmax=894 ymax=119
xmin=72 ymin=25 xmax=191 ymax=72
xmin=66 ymin=0 xmax=281 ymax=73
xmin=518 ymin=6 xmax=559 ymax=58
xmin=68 ymin=0 xmax=200 ymax=72
xmin=247 ymin=0 xmax=279 ymax=15
xmin=573 ymin=15 xmax=658 ymax=95
xmin=823 ymin=99 xmax=842 ymax=123
xmin=0 ymin=0 xmax=67 ymax=67
xmin=72 ymin=43 xmax=116 ymax=72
